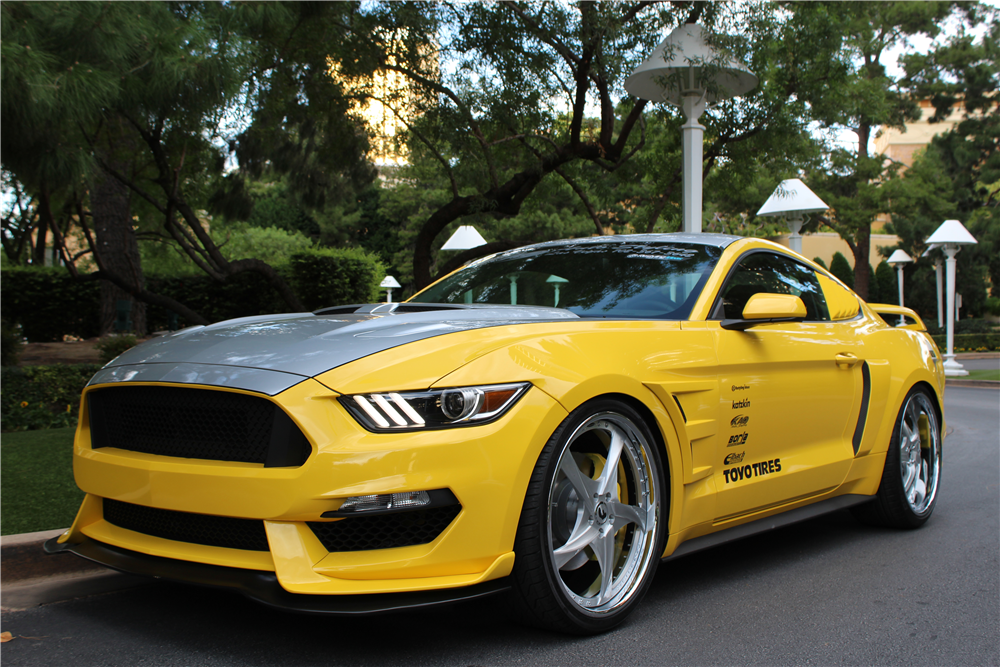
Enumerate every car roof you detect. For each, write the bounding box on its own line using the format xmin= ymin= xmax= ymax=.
xmin=489 ymin=233 xmax=743 ymax=258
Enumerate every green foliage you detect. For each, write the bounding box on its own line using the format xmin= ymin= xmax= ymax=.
xmin=874 ymin=261 xmax=897 ymax=304
xmin=813 ymin=257 xmax=828 ymax=270
xmin=289 ymin=248 xmax=385 ymax=311
xmin=829 ymin=252 xmax=855 ymax=289
xmin=0 ymin=267 xmax=101 ymax=341
xmin=929 ymin=333 xmax=1000 ymax=353
xmin=94 ymin=335 xmax=138 ymax=364
xmin=986 ymin=297 xmax=1000 ymax=318
xmin=1 ymin=364 xmax=102 ymax=432
xmin=1 ymin=427 xmax=82 ymax=535
xmin=218 ymin=226 xmax=315 ymax=265
xmin=1 ymin=320 xmax=23 ymax=367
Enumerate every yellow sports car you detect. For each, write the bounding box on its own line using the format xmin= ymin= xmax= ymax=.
xmin=48 ymin=234 xmax=944 ymax=634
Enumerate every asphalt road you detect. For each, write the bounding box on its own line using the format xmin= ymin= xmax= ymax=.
xmin=2 ymin=387 xmax=997 ymax=666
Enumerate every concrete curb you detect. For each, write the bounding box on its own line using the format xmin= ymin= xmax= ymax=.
xmin=945 ymin=379 xmax=1000 ymax=389
xmin=1 ymin=528 xmax=147 ymax=610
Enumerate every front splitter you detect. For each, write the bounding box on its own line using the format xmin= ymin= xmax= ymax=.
xmin=44 ymin=535 xmax=510 ymax=615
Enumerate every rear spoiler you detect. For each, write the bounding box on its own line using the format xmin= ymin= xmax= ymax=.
xmin=867 ymin=303 xmax=928 ymax=331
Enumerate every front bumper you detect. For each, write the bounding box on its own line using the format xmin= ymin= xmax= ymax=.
xmin=44 ymin=535 xmax=510 ymax=615
xmin=64 ymin=377 xmax=567 ymax=599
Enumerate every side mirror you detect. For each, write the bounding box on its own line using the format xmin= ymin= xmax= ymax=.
xmin=721 ymin=293 xmax=807 ymax=330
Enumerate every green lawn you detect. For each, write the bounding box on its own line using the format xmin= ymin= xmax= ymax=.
xmin=1 ymin=427 xmax=83 ymax=536
xmin=965 ymin=369 xmax=1000 ymax=382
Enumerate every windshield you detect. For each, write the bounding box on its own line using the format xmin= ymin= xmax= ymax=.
xmin=411 ymin=240 xmax=722 ymax=319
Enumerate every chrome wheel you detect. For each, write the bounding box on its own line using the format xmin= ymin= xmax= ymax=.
xmin=898 ymin=392 xmax=941 ymax=516
xmin=547 ymin=411 xmax=660 ymax=615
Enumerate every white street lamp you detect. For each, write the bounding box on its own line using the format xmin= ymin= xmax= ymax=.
xmin=925 ymin=219 xmax=978 ymax=377
xmin=756 ymin=178 xmax=829 ymax=254
xmin=379 ymin=275 xmax=401 ymax=303
xmin=886 ymin=249 xmax=913 ymax=322
xmin=441 ymin=225 xmax=487 ymax=251
xmin=625 ymin=24 xmax=757 ymax=234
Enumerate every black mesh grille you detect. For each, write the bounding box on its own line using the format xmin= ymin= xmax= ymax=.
xmin=88 ymin=386 xmax=310 ymax=467
xmin=103 ymin=499 xmax=270 ymax=552
xmin=308 ymin=506 xmax=461 ymax=552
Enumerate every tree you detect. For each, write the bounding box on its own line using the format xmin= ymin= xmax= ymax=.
xmin=792 ymin=1 xmax=962 ymax=300
xmin=2 ymin=2 xmax=376 ymax=327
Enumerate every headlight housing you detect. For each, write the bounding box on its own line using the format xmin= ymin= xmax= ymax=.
xmin=340 ymin=382 xmax=531 ymax=432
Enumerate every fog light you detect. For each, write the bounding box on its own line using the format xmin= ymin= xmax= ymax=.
xmin=337 ymin=491 xmax=430 ymax=514
xmin=322 ymin=489 xmax=460 ymax=518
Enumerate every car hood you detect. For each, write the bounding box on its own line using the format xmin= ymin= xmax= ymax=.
xmin=89 ymin=304 xmax=578 ymax=395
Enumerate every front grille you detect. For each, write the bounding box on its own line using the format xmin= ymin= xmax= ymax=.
xmin=103 ymin=499 xmax=270 ymax=552
xmin=88 ymin=386 xmax=310 ymax=467
xmin=308 ymin=506 xmax=461 ymax=552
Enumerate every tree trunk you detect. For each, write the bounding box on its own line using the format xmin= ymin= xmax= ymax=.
xmin=91 ymin=166 xmax=146 ymax=336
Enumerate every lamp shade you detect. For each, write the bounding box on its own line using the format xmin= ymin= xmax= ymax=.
xmin=379 ymin=275 xmax=401 ymax=289
xmin=925 ymin=219 xmax=977 ymax=246
xmin=886 ymin=249 xmax=913 ymax=265
xmin=756 ymin=178 xmax=828 ymax=218
xmin=441 ymin=225 xmax=487 ymax=251
xmin=624 ymin=24 xmax=758 ymax=105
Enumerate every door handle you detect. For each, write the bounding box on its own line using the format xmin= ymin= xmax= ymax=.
xmin=835 ymin=353 xmax=860 ymax=369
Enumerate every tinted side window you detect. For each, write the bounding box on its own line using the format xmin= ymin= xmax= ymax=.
xmin=718 ymin=252 xmax=830 ymax=321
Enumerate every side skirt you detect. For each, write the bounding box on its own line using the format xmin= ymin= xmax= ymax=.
xmin=663 ymin=494 xmax=872 ymax=562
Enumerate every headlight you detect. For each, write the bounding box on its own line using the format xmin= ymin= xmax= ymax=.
xmin=340 ymin=382 xmax=531 ymax=432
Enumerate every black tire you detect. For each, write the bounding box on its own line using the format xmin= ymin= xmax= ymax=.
xmin=852 ymin=387 xmax=942 ymax=529
xmin=507 ymin=398 xmax=666 ymax=635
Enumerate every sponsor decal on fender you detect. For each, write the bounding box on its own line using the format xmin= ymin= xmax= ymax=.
xmin=732 ymin=398 xmax=750 ymax=409
xmin=730 ymin=414 xmax=749 ymax=428
xmin=727 ymin=432 xmax=748 ymax=446
xmin=724 ymin=451 xmax=745 ymax=465
xmin=722 ymin=458 xmax=782 ymax=484
xmin=731 ymin=384 xmax=750 ymax=392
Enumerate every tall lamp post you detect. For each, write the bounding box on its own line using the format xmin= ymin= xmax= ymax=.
xmin=925 ymin=219 xmax=977 ymax=377
xmin=625 ymin=24 xmax=757 ymax=233
xmin=756 ymin=178 xmax=829 ymax=255
xmin=440 ymin=225 xmax=488 ymax=304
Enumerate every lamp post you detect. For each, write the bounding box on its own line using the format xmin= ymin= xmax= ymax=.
xmin=886 ymin=249 xmax=913 ymax=322
xmin=625 ymin=24 xmax=757 ymax=233
xmin=756 ymin=178 xmax=829 ymax=255
xmin=441 ymin=225 xmax=487 ymax=251
xmin=379 ymin=275 xmax=401 ymax=303
xmin=925 ymin=219 xmax=978 ymax=377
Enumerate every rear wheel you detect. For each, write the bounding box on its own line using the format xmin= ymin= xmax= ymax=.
xmin=508 ymin=398 xmax=665 ymax=634
xmin=853 ymin=387 xmax=942 ymax=528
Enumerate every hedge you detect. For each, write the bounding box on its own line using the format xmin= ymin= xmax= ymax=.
xmin=1 ymin=364 xmax=104 ymax=432
xmin=930 ymin=333 xmax=1000 ymax=352
xmin=1 ymin=248 xmax=384 ymax=341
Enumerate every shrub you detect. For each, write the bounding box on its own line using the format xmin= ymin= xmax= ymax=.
xmin=829 ymin=252 xmax=854 ymax=289
xmin=1 ymin=364 xmax=103 ymax=432
xmin=812 ymin=257 xmax=827 ymax=269
xmin=289 ymin=247 xmax=385 ymax=311
xmin=0 ymin=267 xmax=100 ymax=341
xmin=1 ymin=320 xmax=23 ymax=367
xmin=874 ymin=260 xmax=897 ymax=304
xmin=930 ymin=333 xmax=1000 ymax=352
xmin=986 ymin=296 xmax=1000 ymax=318
xmin=94 ymin=334 xmax=138 ymax=364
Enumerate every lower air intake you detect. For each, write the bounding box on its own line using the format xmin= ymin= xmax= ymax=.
xmin=103 ymin=499 xmax=270 ymax=552
xmin=307 ymin=505 xmax=461 ymax=552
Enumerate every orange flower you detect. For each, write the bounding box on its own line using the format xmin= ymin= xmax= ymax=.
xmin=20 ymin=401 xmax=28 ymax=408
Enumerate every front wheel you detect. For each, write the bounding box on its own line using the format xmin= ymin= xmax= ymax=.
xmin=853 ymin=387 xmax=942 ymax=529
xmin=508 ymin=399 xmax=666 ymax=634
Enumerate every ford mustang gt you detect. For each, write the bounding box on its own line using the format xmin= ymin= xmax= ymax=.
xmin=48 ymin=233 xmax=944 ymax=634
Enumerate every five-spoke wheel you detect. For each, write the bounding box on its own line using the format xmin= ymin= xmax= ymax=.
xmin=853 ymin=387 xmax=942 ymax=528
xmin=509 ymin=399 xmax=665 ymax=634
